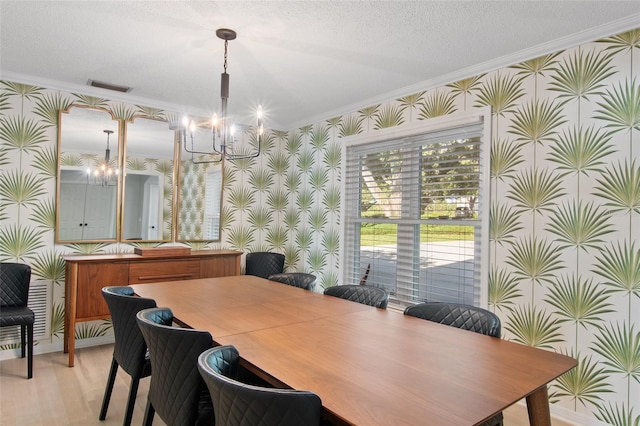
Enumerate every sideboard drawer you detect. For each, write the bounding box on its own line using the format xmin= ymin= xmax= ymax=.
xmin=129 ymin=259 xmax=200 ymax=284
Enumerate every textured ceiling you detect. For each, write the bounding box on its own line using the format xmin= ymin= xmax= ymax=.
xmin=2 ymin=1 xmax=640 ymax=129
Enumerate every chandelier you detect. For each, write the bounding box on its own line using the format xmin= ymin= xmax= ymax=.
xmin=86 ymin=129 xmax=118 ymax=187
xmin=182 ymin=28 xmax=264 ymax=164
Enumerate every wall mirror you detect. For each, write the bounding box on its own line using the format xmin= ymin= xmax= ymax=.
xmin=176 ymin=125 xmax=223 ymax=242
xmin=57 ymin=107 xmax=223 ymax=244
xmin=56 ymin=106 xmax=120 ymax=243
xmin=122 ymin=116 xmax=176 ymax=242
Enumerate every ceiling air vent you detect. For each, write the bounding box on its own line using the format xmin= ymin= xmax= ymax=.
xmin=87 ymin=79 xmax=132 ymax=93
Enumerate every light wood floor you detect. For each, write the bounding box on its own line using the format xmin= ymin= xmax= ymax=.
xmin=0 ymin=344 xmax=165 ymax=426
xmin=0 ymin=344 xmax=570 ymax=426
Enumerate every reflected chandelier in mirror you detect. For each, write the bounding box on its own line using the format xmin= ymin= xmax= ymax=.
xmin=86 ymin=129 xmax=118 ymax=187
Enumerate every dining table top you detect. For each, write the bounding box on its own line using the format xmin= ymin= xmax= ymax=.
xmin=132 ymin=275 xmax=371 ymax=336
xmin=131 ymin=276 xmax=577 ymax=426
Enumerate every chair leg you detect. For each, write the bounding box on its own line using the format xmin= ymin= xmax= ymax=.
xmin=20 ymin=324 xmax=26 ymax=358
xmin=99 ymin=358 xmax=119 ymax=420
xmin=142 ymin=400 xmax=155 ymax=426
xmin=27 ymin=323 xmax=33 ymax=379
xmin=123 ymin=377 xmax=141 ymax=426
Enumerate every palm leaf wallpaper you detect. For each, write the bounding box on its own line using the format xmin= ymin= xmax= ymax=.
xmin=1 ymin=27 xmax=639 ymax=425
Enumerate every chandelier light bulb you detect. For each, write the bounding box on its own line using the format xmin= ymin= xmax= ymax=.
xmin=257 ymin=106 xmax=264 ymax=136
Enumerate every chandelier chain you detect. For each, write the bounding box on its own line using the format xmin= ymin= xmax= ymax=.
xmin=223 ymin=39 xmax=228 ymax=73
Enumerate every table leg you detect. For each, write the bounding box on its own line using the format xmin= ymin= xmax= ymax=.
xmin=526 ymin=385 xmax=551 ymax=426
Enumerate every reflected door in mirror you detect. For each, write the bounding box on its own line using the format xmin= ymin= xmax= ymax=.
xmin=123 ymin=174 xmax=163 ymax=240
xmin=59 ymin=170 xmax=117 ymax=240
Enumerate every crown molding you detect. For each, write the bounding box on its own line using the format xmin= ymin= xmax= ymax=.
xmin=0 ymin=71 xmax=211 ymax=119
xmin=286 ymin=13 xmax=640 ymax=130
xmin=0 ymin=71 xmax=288 ymax=130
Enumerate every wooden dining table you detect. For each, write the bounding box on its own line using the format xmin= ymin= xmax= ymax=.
xmin=131 ymin=276 xmax=577 ymax=426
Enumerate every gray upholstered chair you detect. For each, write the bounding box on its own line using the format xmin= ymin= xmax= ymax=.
xmin=403 ymin=302 xmax=501 ymax=337
xmin=99 ymin=286 xmax=156 ymax=426
xmin=198 ymin=345 xmax=322 ymax=426
xmin=245 ymin=252 xmax=285 ymax=279
xmin=268 ymin=272 xmax=317 ymax=290
xmin=0 ymin=263 xmax=34 ymax=379
xmin=136 ymin=307 xmax=214 ymax=426
xmin=323 ymin=284 xmax=388 ymax=309
xmin=403 ymin=302 xmax=503 ymax=426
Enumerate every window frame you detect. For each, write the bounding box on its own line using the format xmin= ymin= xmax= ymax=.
xmin=340 ymin=108 xmax=492 ymax=309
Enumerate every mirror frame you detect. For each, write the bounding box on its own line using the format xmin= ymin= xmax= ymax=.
xmin=56 ymin=105 xmax=122 ymax=244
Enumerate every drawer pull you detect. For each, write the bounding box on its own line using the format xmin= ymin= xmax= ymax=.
xmin=137 ymin=274 xmax=194 ymax=281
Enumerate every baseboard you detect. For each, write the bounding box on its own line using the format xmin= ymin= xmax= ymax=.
xmin=0 ymin=335 xmax=115 ymax=361
xmin=551 ymin=404 xmax=611 ymax=426
xmin=508 ymin=400 xmax=611 ymax=426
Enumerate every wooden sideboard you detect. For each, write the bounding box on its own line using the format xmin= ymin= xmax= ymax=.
xmin=63 ymin=249 xmax=241 ymax=366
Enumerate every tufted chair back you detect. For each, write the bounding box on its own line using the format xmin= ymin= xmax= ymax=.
xmin=136 ymin=307 xmax=214 ymax=426
xmin=103 ymin=286 xmax=156 ymax=377
xmin=99 ymin=286 xmax=156 ymax=425
xmin=245 ymin=252 xmax=285 ymax=279
xmin=268 ymin=272 xmax=317 ymax=290
xmin=0 ymin=262 xmax=34 ymax=379
xmin=0 ymin=262 xmax=31 ymax=308
xmin=403 ymin=302 xmax=501 ymax=337
xmin=323 ymin=284 xmax=389 ymax=309
xmin=198 ymin=345 xmax=322 ymax=426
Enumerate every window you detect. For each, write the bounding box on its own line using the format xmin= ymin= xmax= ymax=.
xmin=204 ymin=169 xmax=222 ymax=240
xmin=343 ymin=110 xmax=490 ymax=309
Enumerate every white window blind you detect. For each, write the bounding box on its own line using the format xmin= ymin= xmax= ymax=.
xmin=343 ymin=117 xmax=488 ymax=309
xmin=204 ymin=170 xmax=221 ymax=240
